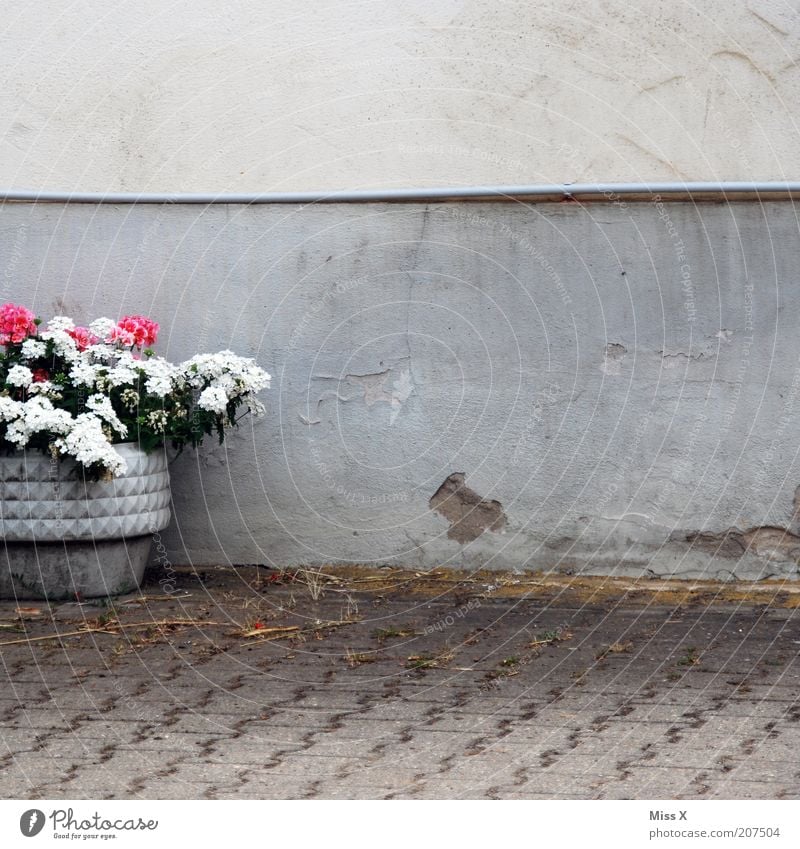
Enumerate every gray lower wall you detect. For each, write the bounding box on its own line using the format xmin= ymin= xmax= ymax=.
xmin=3 ymin=200 xmax=800 ymax=580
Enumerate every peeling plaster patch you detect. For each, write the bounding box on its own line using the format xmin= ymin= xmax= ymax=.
xmin=299 ymin=361 xmax=413 ymax=425
xmin=347 ymin=369 xmax=392 ymax=405
xmin=682 ymin=526 xmax=800 ymax=563
xmin=681 ymin=530 xmax=747 ymax=558
xmin=429 ymin=473 xmax=507 ymax=544
xmin=600 ymin=343 xmax=627 ymax=376
xmin=746 ymin=527 xmax=800 ymax=562
xmin=347 ymin=366 xmax=414 ymax=424
xmin=299 ymin=390 xmax=356 ymax=425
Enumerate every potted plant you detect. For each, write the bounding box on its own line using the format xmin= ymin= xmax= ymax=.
xmin=0 ymin=304 xmax=270 ymax=600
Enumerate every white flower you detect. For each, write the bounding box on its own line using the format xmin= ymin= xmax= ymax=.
xmin=3 ymin=396 xmax=73 ymax=447
xmin=20 ymin=339 xmax=46 ymax=360
xmin=6 ymin=365 xmax=33 ymax=388
xmin=27 ymin=380 xmax=62 ymax=399
xmin=102 ymin=352 xmax=141 ymax=388
xmin=46 ymin=316 xmax=75 ymax=333
xmin=140 ymin=357 xmax=179 ymax=398
xmin=1 ymin=312 xmax=270 ymax=474
xmin=146 ymin=410 xmax=168 ymax=433
xmin=247 ymin=397 xmax=266 ymax=417
xmin=53 ymin=413 xmax=127 ymax=476
xmin=39 ymin=328 xmax=79 ymax=362
xmin=182 ymin=351 xmax=271 ymax=400
xmin=197 ymin=386 xmax=229 ymax=414
xmin=68 ymin=360 xmax=100 ymax=388
xmin=107 ymin=364 xmax=139 ymax=387
xmin=120 ymin=388 xmax=139 ymax=410
xmin=1 ymin=396 xmax=125 ymax=477
xmin=86 ymin=394 xmax=127 ymax=437
xmin=0 ymin=396 xmax=23 ymax=421
xmin=89 ymin=317 xmax=117 ymax=341
xmin=4 ymin=422 xmax=26 ymax=445
xmin=85 ymin=342 xmax=116 ymax=361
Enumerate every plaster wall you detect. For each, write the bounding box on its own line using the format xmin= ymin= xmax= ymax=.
xmin=2 ymin=0 xmax=799 ymax=191
xmin=2 ymin=199 xmax=799 ymax=578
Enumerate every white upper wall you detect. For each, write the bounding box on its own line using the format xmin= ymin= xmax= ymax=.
xmin=2 ymin=0 xmax=798 ymax=191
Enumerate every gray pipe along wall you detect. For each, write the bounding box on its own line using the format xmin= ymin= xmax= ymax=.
xmin=2 ymin=195 xmax=799 ymax=581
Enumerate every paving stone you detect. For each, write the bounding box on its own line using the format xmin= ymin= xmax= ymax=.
xmin=1 ymin=576 xmax=799 ymax=800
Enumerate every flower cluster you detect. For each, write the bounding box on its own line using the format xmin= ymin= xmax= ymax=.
xmin=0 ymin=303 xmax=37 ymax=345
xmin=0 ymin=305 xmax=270 ymax=478
xmin=108 ymin=315 xmax=159 ymax=348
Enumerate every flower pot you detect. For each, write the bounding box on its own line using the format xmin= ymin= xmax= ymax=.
xmin=0 ymin=442 xmax=171 ymax=600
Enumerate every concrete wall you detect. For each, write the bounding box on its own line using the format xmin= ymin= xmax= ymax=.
xmin=3 ymin=199 xmax=800 ymax=579
xmin=2 ymin=0 xmax=800 ymax=191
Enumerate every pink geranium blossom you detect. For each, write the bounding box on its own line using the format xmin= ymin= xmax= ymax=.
xmin=0 ymin=303 xmax=37 ymax=345
xmin=112 ymin=315 xmax=159 ymax=348
xmin=67 ymin=326 xmax=98 ymax=351
xmin=108 ymin=327 xmax=136 ymax=346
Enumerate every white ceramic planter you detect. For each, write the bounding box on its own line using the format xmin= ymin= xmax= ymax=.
xmin=0 ymin=442 xmax=171 ymax=599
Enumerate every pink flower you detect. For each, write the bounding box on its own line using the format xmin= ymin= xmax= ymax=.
xmin=108 ymin=326 xmax=136 ymax=346
xmin=32 ymin=368 xmax=49 ymax=383
xmin=67 ymin=326 xmax=98 ymax=351
xmin=0 ymin=303 xmax=37 ymax=345
xmin=113 ymin=315 xmax=159 ymax=348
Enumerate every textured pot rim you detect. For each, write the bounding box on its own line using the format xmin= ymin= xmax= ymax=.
xmin=2 ymin=440 xmax=169 ymax=471
xmin=5 ymin=440 xmax=161 ymax=456
xmin=1 ymin=439 xmax=172 ymax=541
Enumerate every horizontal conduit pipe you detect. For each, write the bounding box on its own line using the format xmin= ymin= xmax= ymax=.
xmin=1 ymin=182 xmax=800 ymax=204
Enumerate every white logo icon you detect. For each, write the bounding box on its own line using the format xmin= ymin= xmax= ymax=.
xmin=20 ymin=809 xmax=46 ymax=837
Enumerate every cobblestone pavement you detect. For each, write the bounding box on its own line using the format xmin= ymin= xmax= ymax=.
xmin=1 ymin=566 xmax=799 ymax=800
